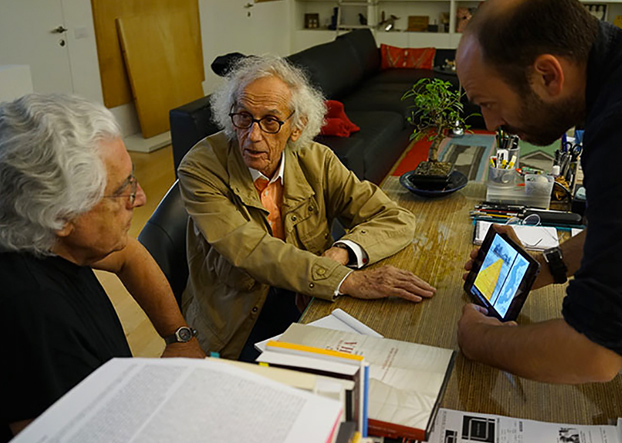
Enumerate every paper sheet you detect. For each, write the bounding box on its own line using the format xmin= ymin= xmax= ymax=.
xmin=474 ymin=220 xmax=559 ymax=251
xmin=427 ymin=408 xmax=621 ymax=443
xmin=255 ymin=308 xmax=383 ymax=352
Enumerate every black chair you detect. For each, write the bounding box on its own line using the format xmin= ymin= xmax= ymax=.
xmin=138 ymin=180 xmax=189 ymax=306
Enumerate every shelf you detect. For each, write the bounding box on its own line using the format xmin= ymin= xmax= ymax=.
xmin=338 ymin=24 xmax=374 ymax=29
xmin=293 ymin=0 xmax=465 ymax=50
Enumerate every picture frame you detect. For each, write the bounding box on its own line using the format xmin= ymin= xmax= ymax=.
xmin=304 ymin=13 xmax=320 ymax=29
xmin=407 ymin=16 xmax=429 ymax=32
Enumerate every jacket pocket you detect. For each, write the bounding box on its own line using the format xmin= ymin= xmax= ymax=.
xmin=287 ymin=199 xmax=333 ymax=254
xmin=208 ymin=249 xmax=258 ymax=291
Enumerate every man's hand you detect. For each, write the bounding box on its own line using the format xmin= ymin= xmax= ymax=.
xmin=322 ymin=246 xmax=350 ymax=266
xmin=339 ymin=265 xmax=436 ymax=302
xmin=161 ymin=339 xmax=206 ymax=359
xmin=457 ymin=303 xmax=516 ymax=360
xmin=462 ymin=224 xmax=553 ymax=289
xmin=462 ymin=224 xmax=523 ymax=282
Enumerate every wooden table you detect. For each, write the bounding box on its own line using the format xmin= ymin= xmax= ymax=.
xmin=301 ymin=176 xmax=622 ymax=425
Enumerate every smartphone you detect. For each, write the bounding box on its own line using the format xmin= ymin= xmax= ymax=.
xmin=463 ymin=227 xmax=540 ymax=321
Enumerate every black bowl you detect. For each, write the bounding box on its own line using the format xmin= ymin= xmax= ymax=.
xmin=399 ymin=170 xmax=468 ymax=198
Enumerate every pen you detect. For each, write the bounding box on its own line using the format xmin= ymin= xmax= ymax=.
xmin=470 ymin=212 xmax=513 ymax=219
xmin=490 ymin=156 xmax=496 ymax=167
xmin=475 ymin=208 xmax=521 ymax=216
xmin=478 ymin=202 xmax=526 ymax=210
xmin=471 ymin=216 xmax=513 ymax=223
xmin=507 ymin=155 xmax=516 ymax=169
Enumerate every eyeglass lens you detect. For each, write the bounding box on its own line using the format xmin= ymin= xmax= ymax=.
xmin=230 ymin=112 xmax=283 ymax=133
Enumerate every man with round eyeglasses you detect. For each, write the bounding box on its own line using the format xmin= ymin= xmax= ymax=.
xmin=178 ymin=55 xmax=436 ymax=361
xmin=0 ymin=93 xmax=205 ymax=439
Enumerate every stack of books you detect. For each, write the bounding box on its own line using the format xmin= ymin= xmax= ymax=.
xmin=258 ymin=321 xmax=456 ymax=441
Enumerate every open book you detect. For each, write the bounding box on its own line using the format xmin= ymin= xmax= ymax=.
xmin=473 ymin=220 xmax=559 ymax=251
xmin=12 ymin=358 xmax=343 ymax=443
xmin=272 ymin=323 xmax=456 ymax=441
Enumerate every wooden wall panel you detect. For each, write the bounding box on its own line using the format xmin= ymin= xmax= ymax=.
xmin=117 ymin=11 xmax=204 ymax=138
xmin=91 ymin=0 xmax=203 ymax=109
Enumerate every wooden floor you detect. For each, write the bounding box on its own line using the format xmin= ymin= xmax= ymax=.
xmin=96 ymin=144 xmax=176 ymax=358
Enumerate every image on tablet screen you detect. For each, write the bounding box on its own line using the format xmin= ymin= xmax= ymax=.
xmin=473 ymin=234 xmax=530 ymax=317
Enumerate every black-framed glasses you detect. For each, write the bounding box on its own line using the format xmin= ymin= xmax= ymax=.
xmin=104 ymin=173 xmax=138 ymax=206
xmin=229 ymin=110 xmax=295 ymax=134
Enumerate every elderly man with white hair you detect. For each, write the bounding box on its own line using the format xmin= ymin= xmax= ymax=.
xmin=0 ymin=93 xmax=204 ymax=439
xmin=178 ymin=55 xmax=437 ymax=361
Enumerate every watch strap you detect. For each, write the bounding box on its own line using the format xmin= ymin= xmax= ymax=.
xmin=164 ymin=326 xmax=197 ymax=345
xmin=543 ymin=247 xmax=568 ymax=284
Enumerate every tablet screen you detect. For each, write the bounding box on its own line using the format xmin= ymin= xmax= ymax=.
xmin=471 ymin=234 xmax=531 ymax=318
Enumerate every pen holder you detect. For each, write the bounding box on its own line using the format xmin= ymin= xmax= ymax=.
xmin=488 ymin=165 xmax=517 ymax=187
xmin=495 ymin=146 xmax=520 ymax=167
xmin=507 ymin=145 xmax=520 ymax=166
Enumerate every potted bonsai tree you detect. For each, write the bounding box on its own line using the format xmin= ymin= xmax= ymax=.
xmin=401 ymin=78 xmax=473 ymax=189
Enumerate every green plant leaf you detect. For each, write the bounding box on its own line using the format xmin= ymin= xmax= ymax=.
xmin=401 ymin=78 xmax=478 ymax=160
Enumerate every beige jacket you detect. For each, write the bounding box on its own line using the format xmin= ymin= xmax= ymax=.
xmin=178 ymin=131 xmax=416 ymax=358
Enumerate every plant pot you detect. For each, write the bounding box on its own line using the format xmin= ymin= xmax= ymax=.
xmin=407 ymin=161 xmax=454 ymax=190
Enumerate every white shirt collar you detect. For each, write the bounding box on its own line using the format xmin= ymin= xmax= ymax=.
xmin=249 ymin=153 xmax=285 ymax=185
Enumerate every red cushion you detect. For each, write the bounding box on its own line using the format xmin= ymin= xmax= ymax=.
xmin=320 ymin=118 xmax=351 ymax=137
xmin=320 ymin=100 xmax=360 ymax=137
xmin=380 ymin=44 xmax=436 ymax=70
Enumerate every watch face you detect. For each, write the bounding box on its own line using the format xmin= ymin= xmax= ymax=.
xmin=177 ymin=327 xmax=192 ymax=342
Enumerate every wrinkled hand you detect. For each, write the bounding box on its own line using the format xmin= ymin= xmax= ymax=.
xmin=339 ymin=265 xmax=436 ymax=302
xmin=161 ymin=339 xmax=206 ymax=359
xmin=462 ymin=224 xmax=523 ymax=281
xmin=457 ymin=303 xmax=516 ymax=360
xmin=322 ymin=246 xmax=349 ymax=266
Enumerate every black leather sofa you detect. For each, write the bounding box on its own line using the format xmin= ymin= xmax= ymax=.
xmin=169 ymin=29 xmax=481 ymax=185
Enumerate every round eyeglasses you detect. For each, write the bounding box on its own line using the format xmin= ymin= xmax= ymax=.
xmin=104 ymin=174 xmax=138 ymax=206
xmin=229 ymin=110 xmax=295 ymax=134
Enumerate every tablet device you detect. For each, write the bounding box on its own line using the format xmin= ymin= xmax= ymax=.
xmin=463 ymin=227 xmax=540 ymax=321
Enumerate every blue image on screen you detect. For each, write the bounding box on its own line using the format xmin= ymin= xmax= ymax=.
xmin=477 ymin=235 xmax=530 ymax=317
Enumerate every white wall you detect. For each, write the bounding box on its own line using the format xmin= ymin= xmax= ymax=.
xmin=199 ymin=0 xmax=291 ymax=95
xmin=1 ymin=0 xmax=292 ymax=137
xmin=0 ymin=65 xmax=34 ymax=102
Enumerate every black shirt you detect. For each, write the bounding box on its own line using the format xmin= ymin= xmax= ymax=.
xmin=0 ymin=251 xmax=131 ymax=428
xmin=562 ymin=21 xmax=622 ymax=356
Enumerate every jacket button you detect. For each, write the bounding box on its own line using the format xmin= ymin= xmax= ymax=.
xmin=324 ymin=233 xmax=329 ymax=239
xmin=309 ymin=282 xmax=315 ymax=289
xmin=361 ymin=229 xmax=367 ymax=234
xmin=317 ymin=268 xmax=325 ymax=276
xmin=251 ymin=307 xmax=258 ymax=313
xmin=291 ymin=215 xmax=297 ymax=221
xmin=309 ymin=206 xmax=315 ymax=212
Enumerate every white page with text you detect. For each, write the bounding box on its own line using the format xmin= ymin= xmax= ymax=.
xmin=12 ymin=358 xmax=342 ymax=443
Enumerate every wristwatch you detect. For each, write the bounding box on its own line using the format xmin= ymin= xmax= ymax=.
xmin=164 ymin=326 xmax=197 ymax=345
xmin=543 ymin=247 xmax=568 ymax=284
